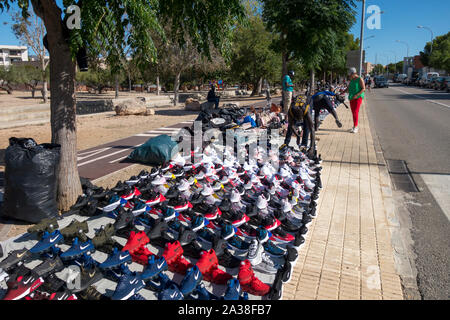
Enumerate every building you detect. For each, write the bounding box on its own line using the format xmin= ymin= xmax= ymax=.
xmin=363 ymin=62 xmax=374 ymax=75
xmin=0 ymin=45 xmax=29 ymax=67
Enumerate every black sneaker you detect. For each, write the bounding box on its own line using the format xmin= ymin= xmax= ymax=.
xmin=113 ymin=208 xmax=135 ymax=231
xmin=146 ymin=218 xmax=168 ymax=240
xmin=33 ymin=255 xmax=65 ymax=278
xmin=178 ymin=228 xmax=197 ymax=246
xmin=286 ymin=245 xmax=299 ymax=263
xmin=71 ymin=266 xmax=103 ymax=293
xmin=111 ymin=181 xmax=126 ymax=192
xmin=281 ymin=219 xmax=302 ymax=233
xmin=267 ymin=271 xmax=283 ymax=300
xmin=217 ymin=249 xmax=241 ymax=269
xmin=182 ymin=240 xmax=203 ymax=259
xmin=39 ymin=273 xmax=65 ymax=295
xmin=165 ymin=186 xmax=180 ymax=199
xmin=79 ymin=198 xmax=100 ymax=217
xmin=293 ymin=233 xmax=305 ymax=248
xmin=0 ymin=248 xmax=32 ymax=271
xmin=78 ymin=285 xmax=109 ymax=300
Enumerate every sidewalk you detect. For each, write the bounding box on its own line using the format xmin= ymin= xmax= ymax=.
xmin=283 ymin=101 xmax=404 ymax=300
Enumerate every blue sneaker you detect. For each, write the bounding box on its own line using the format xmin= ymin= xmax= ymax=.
xmin=197 ymin=229 xmax=215 ymax=244
xmin=99 ymin=247 xmax=132 ymax=270
xmin=162 ymin=207 xmax=177 ymax=221
xmin=188 ymin=283 xmax=219 ymax=300
xmin=132 ymin=201 xmax=150 ymax=216
xmin=141 ymin=255 xmax=168 ymax=281
xmin=146 ymin=272 xmax=171 ymax=292
xmin=30 ymin=230 xmax=64 ymax=254
xmin=227 ymin=236 xmax=250 ymax=253
xmin=135 ymin=214 xmax=155 ymax=228
xmin=111 ymin=266 xmax=146 ymax=300
xmin=104 ymin=266 xmax=124 ymax=282
xmin=263 ymin=240 xmax=287 ymax=258
xmin=73 ymin=252 xmax=99 ymax=268
xmin=222 ymin=278 xmax=241 ymax=300
xmin=221 ymin=223 xmax=237 ymax=240
xmin=256 ymin=227 xmax=271 ymax=243
xmin=129 ymin=293 xmax=146 ymax=300
xmin=60 ymin=237 xmax=95 ymax=260
xmin=179 ymin=265 xmax=203 ymax=296
xmin=102 ymin=194 xmax=122 ymax=212
xmin=191 ymin=215 xmax=209 ymax=232
xmin=167 ymin=220 xmax=183 ymax=234
xmin=239 ymin=292 xmax=249 ymax=300
xmin=158 ymin=283 xmax=184 ymax=300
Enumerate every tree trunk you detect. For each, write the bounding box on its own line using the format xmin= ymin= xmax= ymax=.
xmin=31 ymin=87 xmax=36 ymax=98
xmin=250 ymin=77 xmax=263 ymax=96
xmin=310 ymin=69 xmax=315 ymax=95
xmin=42 ymin=80 xmax=48 ymax=103
xmin=128 ymin=69 xmax=132 ymax=92
xmin=156 ymin=75 xmax=160 ymax=96
xmin=34 ymin=0 xmax=82 ymax=212
xmin=173 ymin=71 xmax=181 ymax=106
xmin=115 ymin=75 xmax=119 ymax=99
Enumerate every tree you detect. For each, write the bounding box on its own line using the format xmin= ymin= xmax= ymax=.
xmin=262 ymin=0 xmax=357 ymax=91
xmin=372 ymin=64 xmax=384 ymax=75
xmin=0 ymin=0 xmax=245 ymax=211
xmin=420 ymin=32 xmax=450 ymax=72
xmin=229 ymin=15 xmax=280 ymax=96
xmin=11 ymin=9 xmax=49 ymax=102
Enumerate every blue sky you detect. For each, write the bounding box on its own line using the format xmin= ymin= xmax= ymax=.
xmin=1 ymin=0 xmax=449 ymax=65
xmin=350 ymin=0 xmax=450 ymax=65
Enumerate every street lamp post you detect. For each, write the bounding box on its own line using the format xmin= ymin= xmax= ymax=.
xmin=395 ymin=40 xmax=410 ymax=74
xmin=417 ymin=25 xmax=434 ymax=54
xmin=359 ymin=0 xmax=366 ymax=78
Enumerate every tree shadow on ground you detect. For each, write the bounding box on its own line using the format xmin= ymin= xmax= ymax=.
xmin=155 ymin=109 xmax=199 ymax=117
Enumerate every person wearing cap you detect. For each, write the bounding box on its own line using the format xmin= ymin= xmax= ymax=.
xmin=282 ymin=71 xmax=295 ymax=114
xmin=347 ymin=67 xmax=366 ymax=133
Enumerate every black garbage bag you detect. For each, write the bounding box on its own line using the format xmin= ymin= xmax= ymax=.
xmin=2 ymin=137 xmax=61 ymax=223
xmin=128 ymin=134 xmax=178 ymax=165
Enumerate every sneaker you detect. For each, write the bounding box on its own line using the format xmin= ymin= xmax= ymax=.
xmin=78 ymin=285 xmax=108 ymax=300
xmin=128 ymin=293 xmax=146 ymax=300
xmin=252 ymin=252 xmax=282 ymax=274
xmin=142 ymin=191 xmax=166 ymax=206
xmin=145 ymin=272 xmax=171 ymax=292
xmin=29 ymin=230 xmax=64 ymax=254
xmin=256 ymin=227 xmax=270 ymax=244
xmin=191 ymin=215 xmax=209 ymax=232
xmin=122 ymin=231 xmax=149 ymax=254
xmin=141 ymin=256 xmax=168 ymax=281
xmin=131 ymin=201 xmax=150 ymax=216
xmin=129 ymin=245 xmax=154 ymax=265
xmin=33 ymin=255 xmax=64 ymax=278
xmin=3 ymin=270 xmax=44 ymax=300
xmin=111 ymin=267 xmax=145 ymax=300
xmin=101 ymin=194 xmax=123 ymax=212
xmin=263 ymin=240 xmax=287 ymax=258
xmin=158 ymin=283 xmax=184 ymax=300
xmin=99 ymin=248 xmax=132 ymax=270
xmin=188 ymin=283 xmax=219 ymax=300
xmin=237 ymin=260 xmax=271 ymax=296
xmin=113 ymin=208 xmax=135 ymax=231
xmin=27 ymin=217 xmax=59 ymax=235
xmin=220 ymin=223 xmax=236 ymax=240
xmin=178 ymin=228 xmax=198 ymax=246
xmin=196 ymin=249 xmax=218 ymax=275
xmin=60 ymin=237 xmax=95 ymax=260
xmin=146 ymin=218 xmax=168 ymax=240
xmin=227 ymin=236 xmax=250 ymax=253
xmin=270 ymin=228 xmax=296 ymax=243
xmin=222 ymin=278 xmax=241 ymax=300
xmin=247 ymin=239 xmax=263 ymax=266
xmin=179 ymin=265 xmax=203 ymax=296
xmin=182 ymin=240 xmax=204 ymax=260
xmin=91 ymin=223 xmax=116 ymax=249
xmin=60 ymin=219 xmax=89 ymax=244
xmin=48 ymin=290 xmax=78 ymax=300
xmin=0 ymin=248 xmax=32 ymax=271
xmin=217 ymin=249 xmax=242 ymax=269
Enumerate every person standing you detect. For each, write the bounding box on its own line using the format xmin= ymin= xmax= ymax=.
xmin=347 ymin=67 xmax=366 ymax=133
xmin=282 ymin=71 xmax=295 ymax=114
xmin=207 ymin=84 xmax=220 ymax=109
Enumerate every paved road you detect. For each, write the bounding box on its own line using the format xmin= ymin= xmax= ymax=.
xmin=366 ymin=82 xmax=450 ymax=299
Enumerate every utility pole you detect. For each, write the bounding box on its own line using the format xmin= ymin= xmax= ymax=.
xmin=359 ymin=0 xmax=366 ymax=77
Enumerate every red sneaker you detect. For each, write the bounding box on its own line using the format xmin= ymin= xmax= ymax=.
xmin=3 ymin=272 xmax=44 ymax=300
xmin=162 ymin=240 xmax=184 ymax=264
xmin=122 ymin=231 xmax=149 ymax=254
xmin=205 ymin=266 xmax=232 ymax=285
xmin=130 ymin=246 xmax=154 ymax=265
xmin=49 ymin=291 xmax=78 ymax=300
xmin=238 ymin=260 xmax=254 ymax=285
xmin=238 ymin=260 xmax=270 ymax=296
xmin=168 ymin=255 xmax=193 ymax=275
xmin=196 ymin=249 xmax=218 ymax=274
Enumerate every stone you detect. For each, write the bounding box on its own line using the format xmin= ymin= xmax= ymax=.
xmin=185 ymin=98 xmax=201 ymax=111
xmin=114 ymin=98 xmax=148 ymax=116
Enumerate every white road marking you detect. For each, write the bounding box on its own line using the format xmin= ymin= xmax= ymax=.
xmin=390 ymin=87 xmax=450 ymax=109
xmin=420 ymin=174 xmax=450 ymax=222
xmin=77 ymin=143 xmax=143 ymax=167
xmin=77 ymin=147 xmax=111 ymax=160
xmin=108 ymin=155 xmax=129 ymax=163
xmin=134 ymin=134 xmax=159 ymax=137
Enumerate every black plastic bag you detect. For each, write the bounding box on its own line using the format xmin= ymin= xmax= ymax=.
xmin=2 ymin=138 xmax=60 ymax=223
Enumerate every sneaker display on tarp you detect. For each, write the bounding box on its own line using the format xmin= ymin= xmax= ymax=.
xmin=29 ymin=230 xmax=64 ymax=254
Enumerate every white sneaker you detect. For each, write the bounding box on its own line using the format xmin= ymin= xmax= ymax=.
xmin=252 ymin=252 xmax=282 ymax=274
xmin=349 ymin=127 xmax=355 ymax=133
xmin=353 ymin=127 xmax=359 ymax=133
xmin=248 ymin=239 xmax=263 ymax=266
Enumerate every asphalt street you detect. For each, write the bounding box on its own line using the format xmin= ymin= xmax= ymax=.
xmin=366 ymin=82 xmax=450 ymax=299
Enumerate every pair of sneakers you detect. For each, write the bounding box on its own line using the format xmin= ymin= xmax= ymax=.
xmin=196 ymin=249 xmax=232 ymax=285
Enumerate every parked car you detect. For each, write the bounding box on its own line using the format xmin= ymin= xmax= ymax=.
xmin=396 ymin=74 xmax=407 ymax=83
xmin=422 ymin=72 xmax=440 ymax=88
xmin=428 ymin=76 xmax=440 ymax=89
xmin=374 ymin=76 xmax=389 ymax=88
xmin=443 ymin=76 xmax=450 ymax=92
xmin=433 ymin=76 xmax=450 ymax=90
xmin=405 ymin=76 xmax=418 ymax=86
